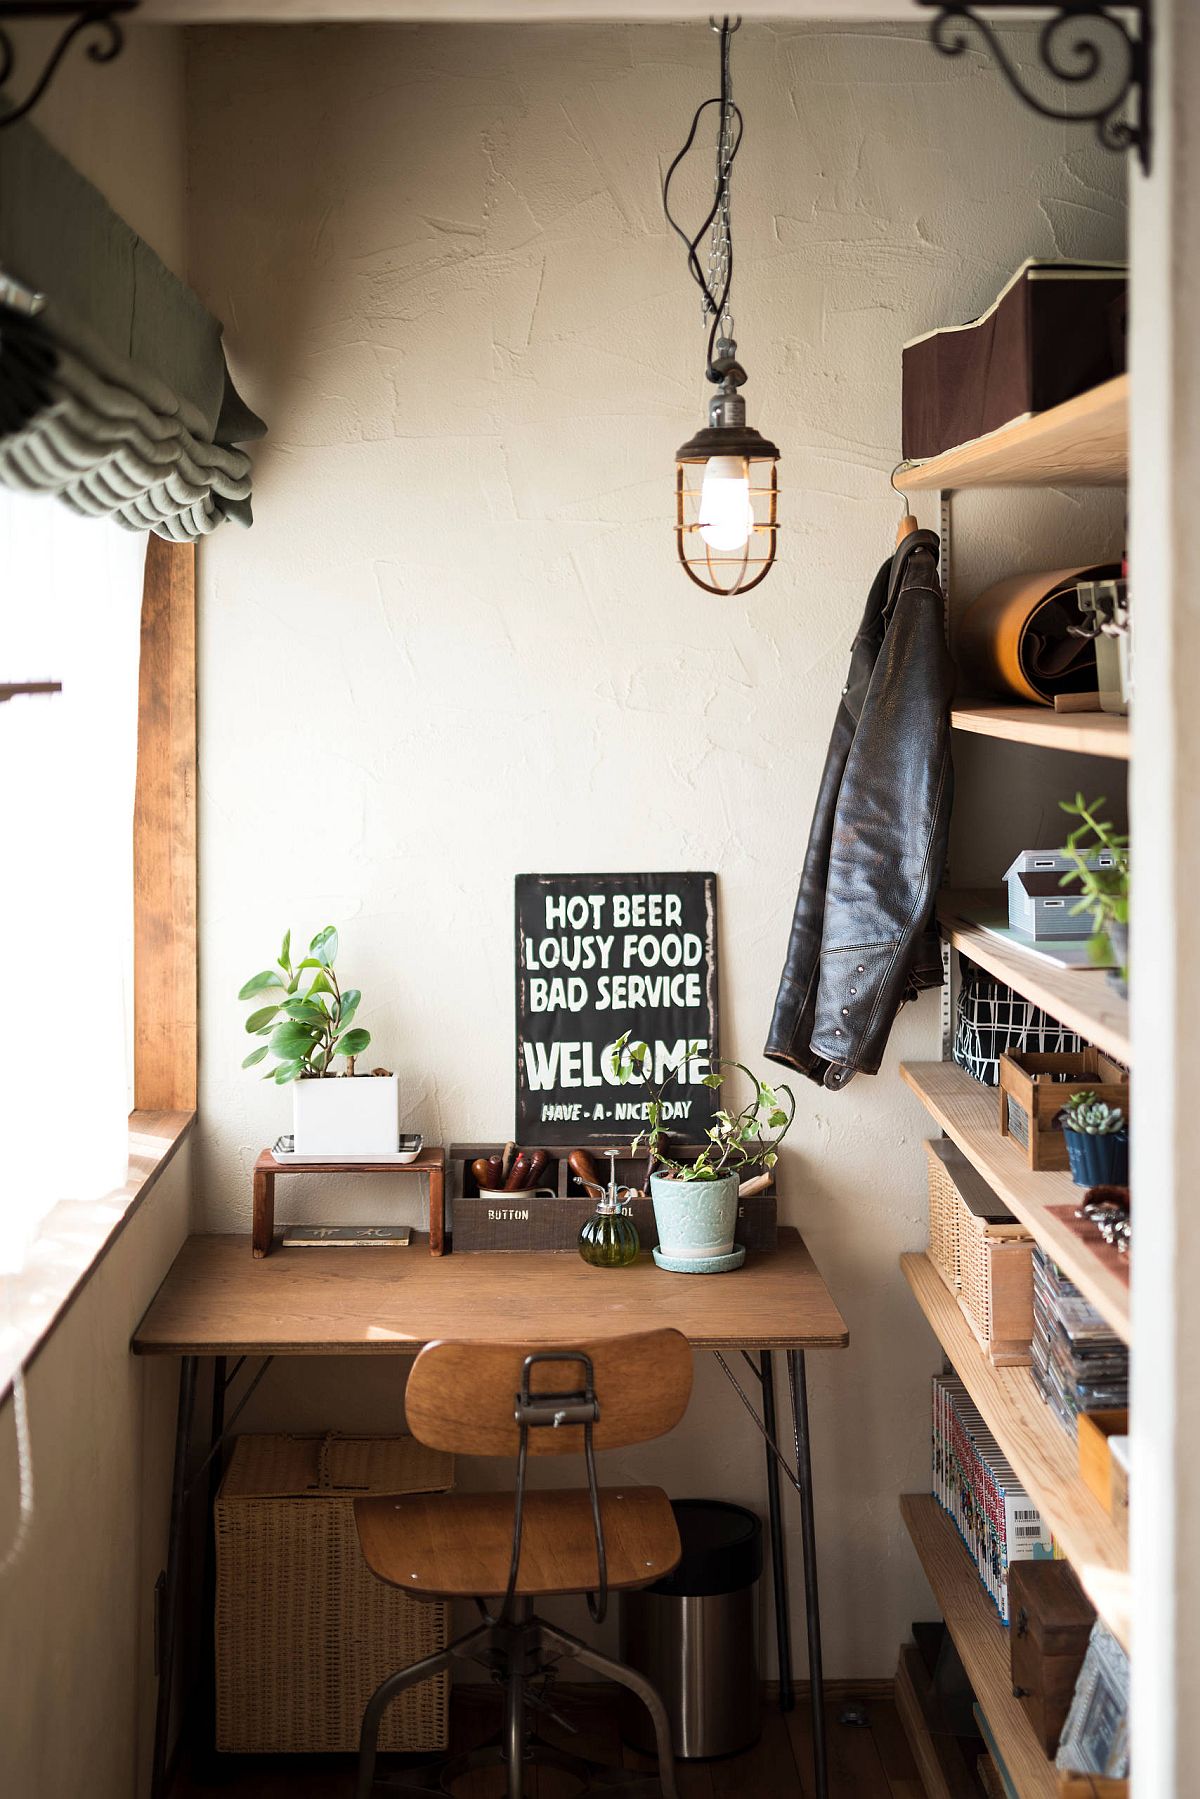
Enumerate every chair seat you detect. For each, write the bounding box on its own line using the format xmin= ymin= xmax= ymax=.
xmin=356 ymin=1486 xmax=681 ymax=1599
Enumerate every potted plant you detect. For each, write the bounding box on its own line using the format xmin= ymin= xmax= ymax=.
xmin=1058 ymin=793 xmax=1130 ymax=994
xmin=1058 ymin=1090 xmax=1129 ymax=1188
xmin=238 ymin=927 xmax=399 ymax=1155
xmin=609 ymin=1032 xmax=795 ymax=1271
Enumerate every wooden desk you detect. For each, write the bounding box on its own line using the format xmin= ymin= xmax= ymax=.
xmin=134 ymin=1227 xmax=847 ymax=1356
xmin=135 ymin=1228 xmax=847 ymax=1799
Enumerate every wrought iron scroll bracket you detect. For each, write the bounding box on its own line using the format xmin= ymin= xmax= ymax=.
xmin=0 ymin=3 xmax=138 ymax=130
xmin=917 ymin=2 xmax=1152 ymax=175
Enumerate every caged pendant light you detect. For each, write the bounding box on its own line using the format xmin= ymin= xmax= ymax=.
xmin=664 ymin=15 xmax=780 ymax=596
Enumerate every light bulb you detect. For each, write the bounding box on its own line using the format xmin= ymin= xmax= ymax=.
xmin=698 ymin=455 xmax=754 ymax=553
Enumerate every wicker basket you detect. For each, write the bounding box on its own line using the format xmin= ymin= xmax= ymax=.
xmin=924 ymin=1140 xmax=1035 ymax=1366
xmin=215 ymin=1433 xmax=454 ymax=1754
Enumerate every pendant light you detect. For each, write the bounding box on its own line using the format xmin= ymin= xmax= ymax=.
xmin=664 ymin=16 xmax=780 ymax=596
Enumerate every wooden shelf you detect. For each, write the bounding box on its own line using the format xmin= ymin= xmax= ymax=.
xmin=951 ymin=705 xmax=1129 ymax=760
xmin=896 ymin=375 xmax=1128 ymax=491
xmin=899 ymin=1061 xmax=1130 ymax=1344
xmin=902 ymin=1493 xmax=1059 ymax=1798
xmin=938 ymin=892 xmax=1130 ymax=1065
xmin=902 ymin=1253 xmax=1130 ymax=1651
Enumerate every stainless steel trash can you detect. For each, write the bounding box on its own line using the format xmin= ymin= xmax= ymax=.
xmin=619 ymin=1499 xmax=763 ymax=1759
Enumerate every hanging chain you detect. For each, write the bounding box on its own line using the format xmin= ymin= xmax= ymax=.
xmin=704 ymin=18 xmax=738 ymax=340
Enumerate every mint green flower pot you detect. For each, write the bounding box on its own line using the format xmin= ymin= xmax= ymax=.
xmin=650 ymin=1172 xmax=739 ymax=1266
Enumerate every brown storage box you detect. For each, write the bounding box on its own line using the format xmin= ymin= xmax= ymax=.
xmin=1008 ymin=1559 xmax=1096 ymax=1756
xmin=1078 ymin=1409 xmax=1130 ymax=1517
xmin=216 ymin=1434 xmax=454 ymax=1753
xmin=902 ymin=259 xmax=1126 ymax=460
xmin=998 ymin=1049 xmax=1128 ymax=1173
xmin=925 ymin=1140 xmax=1034 ymax=1365
xmin=448 ymin=1141 xmax=777 ymax=1253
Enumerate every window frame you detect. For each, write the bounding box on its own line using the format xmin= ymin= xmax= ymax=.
xmin=0 ymin=537 xmax=197 ymax=1399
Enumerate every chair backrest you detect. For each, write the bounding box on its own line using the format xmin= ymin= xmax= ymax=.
xmin=404 ymin=1329 xmax=692 ymax=1458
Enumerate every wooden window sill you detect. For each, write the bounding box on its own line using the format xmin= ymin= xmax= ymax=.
xmin=0 ymin=1109 xmax=194 ymax=1401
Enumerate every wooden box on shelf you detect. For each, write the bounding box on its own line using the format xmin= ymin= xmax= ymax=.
xmin=1077 ymin=1410 xmax=1130 ymax=1518
xmin=1057 ymin=1779 xmax=1128 ymax=1798
xmin=998 ymin=1049 xmax=1128 ymax=1172
xmin=925 ymin=1139 xmax=1035 ymax=1366
xmin=1008 ymin=1559 xmax=1096 ymax=1757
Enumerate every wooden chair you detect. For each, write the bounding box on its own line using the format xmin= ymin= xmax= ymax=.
xmin=353 ymin=1328 xmax=693 ymax=1798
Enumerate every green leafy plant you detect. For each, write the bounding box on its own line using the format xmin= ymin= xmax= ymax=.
xmin=1058 ymin=1091 xmax=1126 ymax=1136
xmin=238 ymin=927 xmax=370 ymax=1085
xmin=1058 ymin=793 xmax=1130 ymax=972
xmin=609 ymin=1032 xmax=795 ymax=1182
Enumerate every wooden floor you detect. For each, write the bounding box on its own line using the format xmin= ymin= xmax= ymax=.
xmin=179 ymin=1684 xmax=923 ymax=1797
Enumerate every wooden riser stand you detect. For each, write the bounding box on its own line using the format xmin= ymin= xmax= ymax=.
xmin=251 ymin=1146 xmax=447 ymax=1257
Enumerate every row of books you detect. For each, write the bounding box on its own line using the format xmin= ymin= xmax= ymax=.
xmin=932 ymin=1373 xmax=1053 ymax=1623
xmin=1031 ymin=1244 xmax=1129 ymax=1436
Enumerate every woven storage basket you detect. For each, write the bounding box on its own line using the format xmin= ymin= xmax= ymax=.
xmin=215 ymin=1433 xmax=454 ymax=1754
xmin=925 ymin=1140 xmax=1035 ymax=1366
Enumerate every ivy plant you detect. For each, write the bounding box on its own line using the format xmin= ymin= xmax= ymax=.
xmin=1058 ymin=793 xmax=1130 ymax=967
xmin=238 ymin=927 xmax=370 ymax=1084
xmin=609 ymin=1032 xmax=795 ymax=1182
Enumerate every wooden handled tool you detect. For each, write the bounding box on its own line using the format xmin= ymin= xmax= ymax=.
xmin=504 ymin=1152 xmax=532 ymax=1192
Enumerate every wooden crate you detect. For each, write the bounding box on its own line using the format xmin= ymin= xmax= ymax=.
xmin=924 ymin=1140 xmax=1034 ymax=1365
xmin=448 ymin=1141 xmax=777 ymax=1253
xmin=1077 ymin=1409 xmax=1130 ymax=1517
xmin=998 ymin=1049 xmax=1128 ymax=1172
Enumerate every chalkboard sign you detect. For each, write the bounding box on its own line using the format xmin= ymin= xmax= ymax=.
xmin=515 ymin=872 xmax=719 ymax=1146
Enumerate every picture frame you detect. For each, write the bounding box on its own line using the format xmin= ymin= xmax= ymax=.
xmin=1055 ymin=1621 xmax=1130 ymax=1779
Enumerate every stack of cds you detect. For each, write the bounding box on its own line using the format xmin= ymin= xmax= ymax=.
xmin=932 ymin=1374 xmax=1053 ymax=1622
xmin=1031 ymin=1245 xmax=1129 ymax=1436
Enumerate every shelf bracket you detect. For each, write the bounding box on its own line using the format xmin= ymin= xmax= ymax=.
xmin=0 ymin=3 xmax=138 ymax=129
xmin=916 ymin=2 xmax=1153 ymax=176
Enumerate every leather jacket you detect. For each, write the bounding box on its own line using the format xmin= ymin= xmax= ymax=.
xmin=765 ymin=529 xmax=953 ymax=1089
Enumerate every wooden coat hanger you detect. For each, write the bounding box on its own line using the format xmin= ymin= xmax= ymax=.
xmin=891 ymin=461 xmax=918 ymax=547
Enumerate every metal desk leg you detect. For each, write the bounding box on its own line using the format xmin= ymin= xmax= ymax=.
xmin=759 ymin=1351 xmax=794 ymax=1712
xmin=787 ymin=1350 xmax=827 ymax=1799
xmin=152 ymin=1354 xmax=199 ymax=1799
xmin=198 ymin=1357 xmax=227 ymax=1770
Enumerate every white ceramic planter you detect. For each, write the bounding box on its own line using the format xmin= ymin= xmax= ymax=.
xmin=292 ymin=1074 xmax=400 ymax=1156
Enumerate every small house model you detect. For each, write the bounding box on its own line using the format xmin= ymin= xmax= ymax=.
xmin=1004 ymin=848 xmax=1118 ymax=942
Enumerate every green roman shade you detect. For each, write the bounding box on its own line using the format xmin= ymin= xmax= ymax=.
xmin=0 ymin=119 xmax=264 ymax=540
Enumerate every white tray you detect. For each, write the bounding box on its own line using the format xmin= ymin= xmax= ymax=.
xmin=271 ymin=1134 xmax=424 ymax=1165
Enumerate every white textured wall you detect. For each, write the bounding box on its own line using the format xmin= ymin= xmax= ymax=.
xmin=187 ymin=20 xmax=1125 ymax=1675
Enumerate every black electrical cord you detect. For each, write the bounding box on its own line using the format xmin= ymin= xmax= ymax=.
xmin=662 ymin=16 xmax=744 ymax=381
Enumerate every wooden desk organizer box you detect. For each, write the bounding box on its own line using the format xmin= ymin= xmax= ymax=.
xmin=448 ymin=1142 xmax=778 ymax=1254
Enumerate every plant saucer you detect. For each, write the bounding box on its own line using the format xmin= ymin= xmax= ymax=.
xmin=652 ymin=1245 xmax=746 ymax=1275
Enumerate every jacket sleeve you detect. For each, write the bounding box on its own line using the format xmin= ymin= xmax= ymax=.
xmin=763 ymin=558 xmax=892 ymax=1079
xmin=808 ymin=539 xmax=954 ymax=1087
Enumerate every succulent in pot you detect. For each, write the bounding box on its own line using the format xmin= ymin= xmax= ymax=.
xmin=609 ymin=1032 xmax=795 ymax=1271
xmin=238 ymin=927 xmax=398 ymax=1155
xmin=1057 ymin=1090 xmax=1129 ymax=1188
